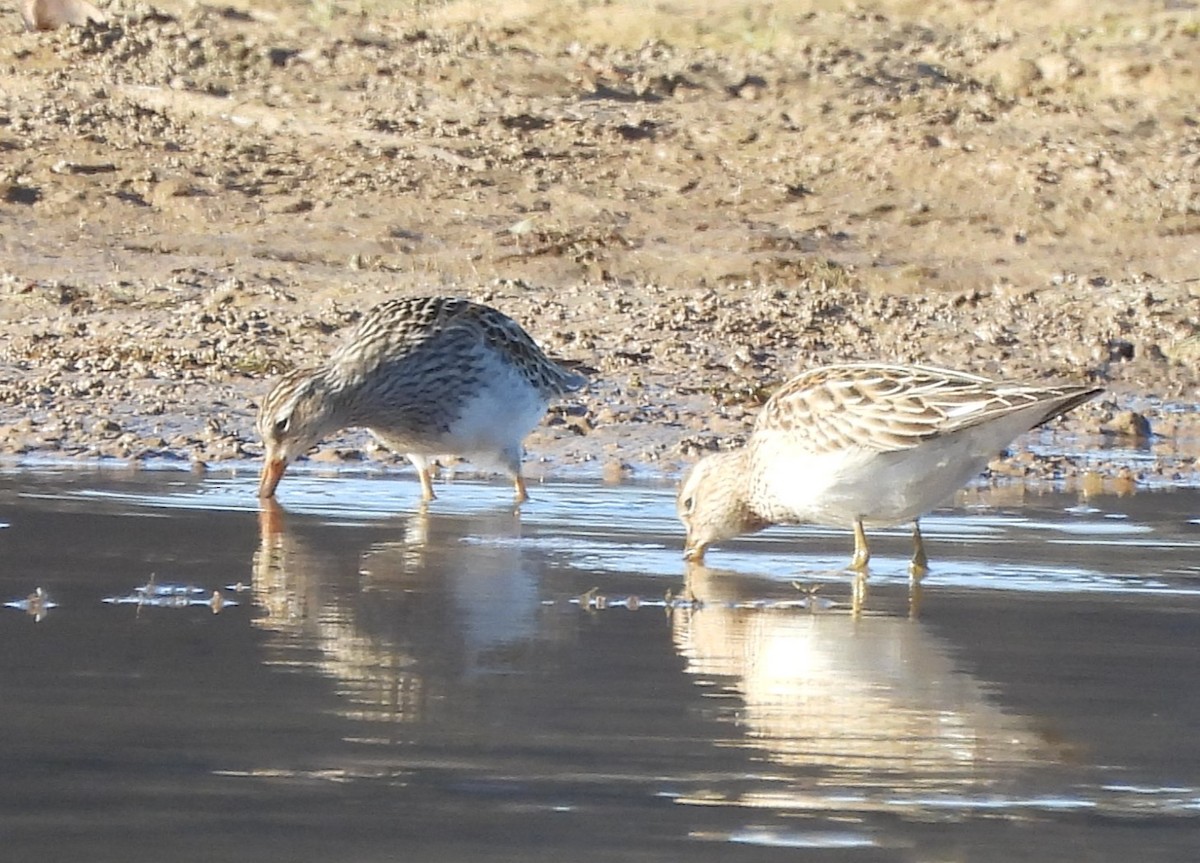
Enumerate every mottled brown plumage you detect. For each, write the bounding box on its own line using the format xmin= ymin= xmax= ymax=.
xmin=257 ymin=296 xmax=586 ymax=502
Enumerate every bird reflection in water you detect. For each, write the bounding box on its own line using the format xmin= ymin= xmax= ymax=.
xmin=252 ymin=498 xmax=537 ymax=730
xmin=671 ymin=562 xmax=1059 ymax=808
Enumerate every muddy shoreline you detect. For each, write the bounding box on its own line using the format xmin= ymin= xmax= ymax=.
xmin=1 ymin=0 xmax=1197 ymax=489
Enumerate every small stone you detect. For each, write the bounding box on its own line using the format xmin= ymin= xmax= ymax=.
xmin=150 ymin=178 xmax=197 ymax=207
xmin=602 ymin=460 xmax=632 ymax=483
xmin=309 ymin=448 xmax=364 ymax=463
xmin=264 ymin=195 xmax=314 ymax=215
xmin=1080 ymin=471 xmax=1105 ymax=497
xmin=565 ymin=415 xmax=593 ymax=436
xmin=1102 ymin=411 xmax=1152 ymax=440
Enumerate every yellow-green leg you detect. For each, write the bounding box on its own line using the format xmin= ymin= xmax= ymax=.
xmin=419 ymin=470 xmax=436 ymax=501
xmin=408 ymin=454 xmax=437 ymax=502
xmin=908 ymin=577 xmax=924 ymax=620
xmin=909 ymin=520 xmax=928 ymax=580
xmin=850 ymin=517 xmax=870 ymax=570
xmin=851 ymin=570 xmax=868 ymax=617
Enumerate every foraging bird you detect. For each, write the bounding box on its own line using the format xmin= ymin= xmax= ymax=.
xmin=678 ymin=363 xmax=1101 ymax=572
xmin=256 ymin=296 xmax=587 ymax=503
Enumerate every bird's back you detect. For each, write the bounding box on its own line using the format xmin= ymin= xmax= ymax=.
xmin=746 ymin=363 xmax=1100 ymax=525
xmin=329 ymin=296 xmax=585 ymax=396
xmin=755 ymin=363 xmax=1099 ymax=454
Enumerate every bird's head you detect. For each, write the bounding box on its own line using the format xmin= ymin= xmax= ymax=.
xmin=256 ymin=370 xmax=333 ymax=498
xmin=678 ymin=449 xmax=767 ymax=562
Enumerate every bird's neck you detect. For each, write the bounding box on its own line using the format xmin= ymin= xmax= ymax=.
xmin=317 ymin=363 xmax=380 ymax=429
xmin=730 ymin=449 xmax=772 ymax=532
xmin=297 ymin=367 xmax=357 ymax=434
xmin=715 ymin=448 xmax=771 ymax=535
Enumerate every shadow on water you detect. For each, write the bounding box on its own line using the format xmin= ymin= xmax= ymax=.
xmin=1 ymin=467 xmax=1199 ymax=861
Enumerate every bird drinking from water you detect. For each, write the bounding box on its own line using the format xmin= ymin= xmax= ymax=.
xmin=256 ymin=296 xmax=587 ymax=503
xmin=677 ymin=363 xmax=1101 ymax=573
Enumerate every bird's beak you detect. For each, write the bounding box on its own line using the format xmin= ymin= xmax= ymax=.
xmin=682 ymin=537 xmax=706 ymax=563
xmin=258 ymin=457 xmax=287 ymax=499
xmin=258 ymin=497 xmax=285 ymax=539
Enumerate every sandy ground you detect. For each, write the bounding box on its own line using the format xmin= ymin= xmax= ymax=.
xmin=0 ymin=0 xmax=1197 ymax=491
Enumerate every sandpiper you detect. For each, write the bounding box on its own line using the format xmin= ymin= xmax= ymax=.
xmin=256 ymin=296 xmax=586 ymax=503
xmin=678 ymin=363 xmax=1100 ymax=572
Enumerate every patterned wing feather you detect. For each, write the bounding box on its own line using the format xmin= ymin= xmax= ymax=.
xmin=755 ymin=364 xmax=1097 ymax=454
xmin=329 ymin=297 xmax=585 ymax=395
xmin=461 ymin=301 xmax=588 ymax=394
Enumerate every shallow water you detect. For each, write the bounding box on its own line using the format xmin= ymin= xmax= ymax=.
xmin=1 ymin=467 xmax=1199 ymax=862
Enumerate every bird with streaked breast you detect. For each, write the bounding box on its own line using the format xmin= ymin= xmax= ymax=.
xmin=256 ymin=296 xmax=587 ymax=503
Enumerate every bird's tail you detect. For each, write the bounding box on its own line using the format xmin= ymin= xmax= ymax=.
xmin=551 ymin=358 xmax=592 ymax=393
xmin=1035 ymin=386 xmax=1103 ymax=427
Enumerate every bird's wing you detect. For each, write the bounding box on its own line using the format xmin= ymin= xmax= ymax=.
xmin=753 ymin=363 xmax=1088 ymax=453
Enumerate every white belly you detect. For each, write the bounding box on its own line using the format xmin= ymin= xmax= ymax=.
xmin=372 ymin=360 xmax=549 ymax=470
xmin=443 ymin=368 xmax=548 ymax=465
xmin=748 ymin=429 xmax=1004 ymax=527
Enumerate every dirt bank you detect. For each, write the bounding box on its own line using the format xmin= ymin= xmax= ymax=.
xmin=1 ymin=0 xmax=1197 ymax=489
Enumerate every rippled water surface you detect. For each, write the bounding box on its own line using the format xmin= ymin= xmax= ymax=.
xmin=2 ymin=467 xmax=1199 ymax=862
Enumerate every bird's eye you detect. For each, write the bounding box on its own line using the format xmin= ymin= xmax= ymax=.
xmin=274 ymin=416 xmax=291 ymax=436
xmin=682 ymin=496 xmax=694 ymax=513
